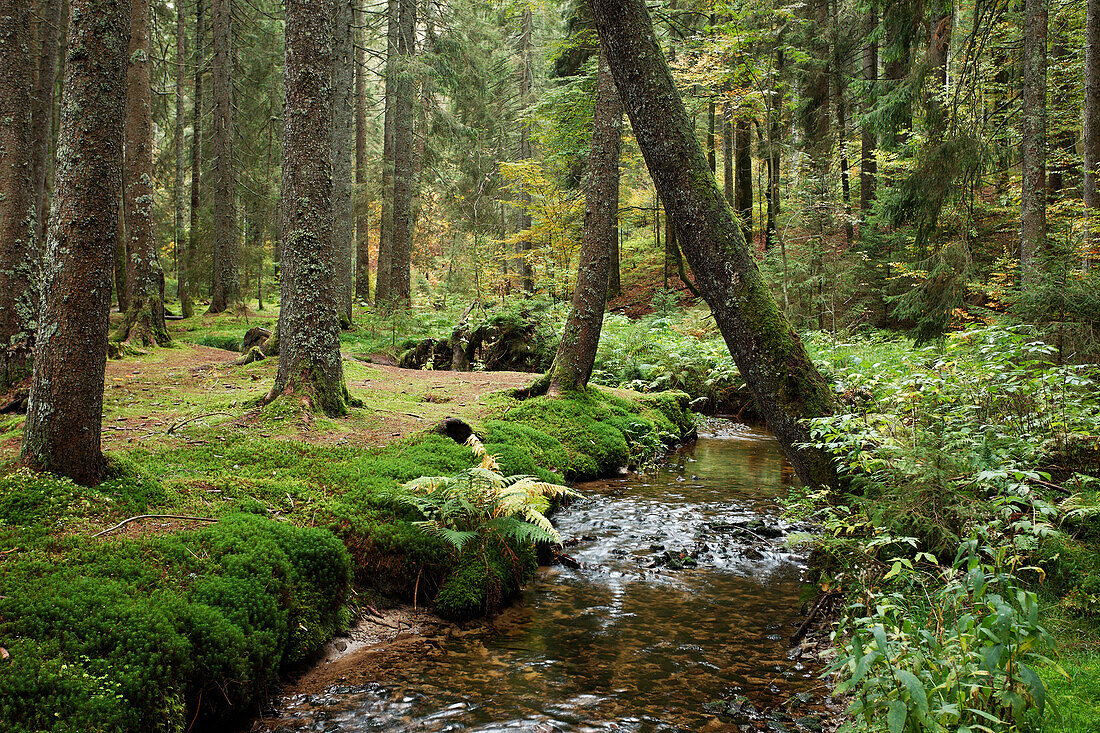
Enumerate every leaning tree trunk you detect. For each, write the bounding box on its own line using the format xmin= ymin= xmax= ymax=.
xmin=589 ymin=0 xmax=838 ymax=488
xmin=1020 ymin=0 xmax=1047 ymax=289
xmin=269 ymin=0 xmax=350 ymax=417
xmin=21 ymin=0 xmax=129 ymax=486
xmin=333 ymin=0 xmax=355 ymax=325
xmin=1085 ymin=0 xmax=1100 ymax=263
xmin=208 ymin=0 xmax=238 ymax=313
xmin=117 ymin=0 xmax=170 ymax=347
xmin=375 ymin=0 xmax=398 ymax=303
xmin=389 ymin=0 xmax=416 ymax=305
xmin=548 ymin=49 xmax=622 ymax=396
xmin=0 ymin=0 xmax=39 ymax=392
xmin=354 ymin=0 xmax=371 ymax=301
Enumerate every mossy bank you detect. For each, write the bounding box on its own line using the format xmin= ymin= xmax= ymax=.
xmin=0 ymin=342 xmax=694 ymax=733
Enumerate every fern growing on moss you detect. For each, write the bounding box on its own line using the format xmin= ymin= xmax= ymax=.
xmin=399 ymin=434 xmax=578 ymax=552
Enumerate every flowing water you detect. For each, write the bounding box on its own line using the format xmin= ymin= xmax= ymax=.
xmin=266 ymin=422 xmax=831 ymax=732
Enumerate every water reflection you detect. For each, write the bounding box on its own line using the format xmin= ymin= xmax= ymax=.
xmin=269 ymin=423 xmax=826 ymax=732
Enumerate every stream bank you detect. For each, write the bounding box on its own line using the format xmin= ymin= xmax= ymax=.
xmin=254 ymin=421 xmax=842 ymax=732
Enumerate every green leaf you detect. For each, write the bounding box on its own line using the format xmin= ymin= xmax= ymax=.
xmin=895 ymin=670 xmax=929 ymax=716
xmin=887 ymin=700 xmax=907 ymax=733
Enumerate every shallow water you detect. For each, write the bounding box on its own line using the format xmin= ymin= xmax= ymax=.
xmin=269 ymin=422 xmax=828 ymax=732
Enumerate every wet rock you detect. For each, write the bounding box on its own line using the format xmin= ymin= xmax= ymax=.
xmin=794 ymin=716 xmax=823 ymax=732
xmin=650 ymin=549 xmax=698 ymax=569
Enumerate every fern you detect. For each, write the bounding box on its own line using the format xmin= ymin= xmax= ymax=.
xmin=397 ymin=433 xmax=579 ymax=555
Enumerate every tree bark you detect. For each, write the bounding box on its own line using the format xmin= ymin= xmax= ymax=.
xmin=0 ymin=0 xmax=39 ymax=392
xmin=374 ymin=0 xmax=397 ymax=303
xmin=515 ymin=7 xmax=536 ymax=294
xmin=722 ymin=102 xmax=734 ymax=205
xmin=354 ymin=0 xmax=371 ymax=301
xmin=589 ymin=0 xmax=837 ymax=488
xmin=1020 ymin=0 xmax=1047 ymax=288
xmin=21 ymin=0 xmax=129 ymax=486
xmin=176 ymin=0 xmax=192 ymax=316
xmin=333 ymin=0 xmax=355 ymax=325
xmin=1085 ymin=0 xmax=1100 ymax=261
xmin=187 ymin=0 xmax=204 ymax=316
xmin=389 ymin=0 xmax=416 ymax=305
xmin=735 ymin=117 xmax=753 ymax=243
xmin=208 ymin=0 xmax=238 ymax=312
xmin=549 ymin=49 xmax=622 ymax=396
xmin=269 ymin=0 xmax=349 ymax=417
xmin=117 ymin=0 xmax=169 ymax=347
xmin=31 ymin=0 xmax=63 ymax=253
xmin=859 ymin=6 xmax=877 ymax=218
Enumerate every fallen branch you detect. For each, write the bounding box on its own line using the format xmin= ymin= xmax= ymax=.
xmin=92 ymin=515 xmax=220 ymax=538
xmin=790 ymin=591 xmax=840 ymax=645
xmin=167 ymin=411 xmax=233 ymax=434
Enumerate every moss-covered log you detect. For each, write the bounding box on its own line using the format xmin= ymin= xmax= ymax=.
xmin=588 ymin=0 xmax=838 ymax=488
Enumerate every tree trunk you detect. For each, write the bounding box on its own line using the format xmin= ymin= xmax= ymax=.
xmin=187 ymin=0 xmax=203 ymax=316
xmin=333 ymin=0 xmax=355 ymax=325
xmin=859 ymin=6 xmax=877 ymax=218
xmin=1085 ymin=0 xmax=1100 ymax=261
xmin=0 ymin=0 xmax=39 ymax=392
xmin=117 ymin=0 xmax=170 ymax=347
xmin=516 ymin=7 xmax=536 ymax=294
xmin=31 ymin=0 xmax=64 ymax=253
xmin=269 ymin=0 xmax=349 ymax=417
xmin=375 ymin=0 xmax=397 ymax=303
xmin=176 ymin=0 xmax=192 ymax=316
xmin=735 ymin=117 xmax=753 ymax=243
xmin=589 ymin=0 xmax=837 ymax=489
xmin=389 ymin=0 xmax=416 ymax=305
xmin=765 ymin=47 xmax=784 ymax=251
xmin=707 ymin=100 xmax=716 ymax=173
xmin=549 ymin=49 xmax=622 ymax=396
xmin=21 ymin=0 xmax=129 ymax=486
xmin=354 ymin=0 xmax=371 ymax=301
xmin=835 ymin=94 xmax=854 ymax=245
xmin=208 ymin=0 xmax=238 ymax=313
xmin=722 ymin=103 xmax=734 ymax=205
xmin=1020 ymin=0 xmax=1047 ymax=288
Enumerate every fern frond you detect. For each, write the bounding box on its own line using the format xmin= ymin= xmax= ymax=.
xmin=403 ymin=476 xmax=450 ymax=494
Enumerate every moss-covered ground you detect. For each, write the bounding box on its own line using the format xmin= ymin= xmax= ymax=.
xmin=0 ymin=308 xmax=694 ymax=733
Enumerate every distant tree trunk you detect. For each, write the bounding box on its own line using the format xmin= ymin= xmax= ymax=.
xmin=354 ymin=0 xmax=371 ymax=301
xmin=722 ymin=103 xmax=734 ymax=205
xmin=764 ymin=47 xmax=784 ymax=251
xmin=549 ymin=50 xmax=622 ymax=396
xmin=0 ymin=0 xmax=39 ymax=392
xmin=114 ymin=208 xmax=128 ymax=311
xmin=21 ymin=0 xmax=129 ymax=486
xmin=269 ymin=0 xmax=350 ymax=417
xmin=590 ymin=0 xmax=837 ymax=489
xmin=208 ymin=0 xmax=238 ymax=313
xmin=389 ymin=0 xmax=416 ymax=305
xmin=375 ymin=0 xmax=397 ymax=303
xmin=187 ymin=0 xmax=204 ymax=315
xmin=707 ymin=100 xmax=717 ymax=173
xmin=860 ymin=6 xmax=877 ymax=218
xmin=835 ymin=94 xmax=854 ymax=244
xmin=117 ymin=0 xmax=170 ymax=347
xmin=516 ymin=8 xmax=536 ymax=294
xmin=32 ymin=0 xmax=64 ymax=252
xmin=176 ymin=0 xmax=191 ymax=316
xmin=608 ymin=225 xmax=622 ymax=297
xmin=1020 ymin=0 xmax=1047 ymax=288
xmin=735 ymin=117 xmax=753 ymax=242
xmin=1085 ymin=0 xmax=1100 ymax=261
xmin=333 ymin=0 xmax=355 ymax=325
xmin=1048 ymin=29 xmax=1077 ymax=201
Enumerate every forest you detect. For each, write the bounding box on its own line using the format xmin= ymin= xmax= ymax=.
xmin=1 ymin=0 xmax=1099 ymax=730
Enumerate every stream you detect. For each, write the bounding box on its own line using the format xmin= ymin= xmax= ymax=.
xmin=264 ymin=421 xmax=833 ymax=732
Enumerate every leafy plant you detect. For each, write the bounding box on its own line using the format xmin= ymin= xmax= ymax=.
xmin=398 ymin=434 xmax=578 ymax=553
xmin=832 ymin=544 xmax=1062 ymax=733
